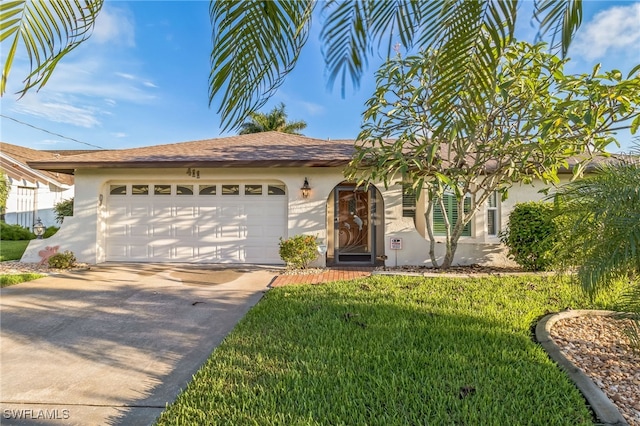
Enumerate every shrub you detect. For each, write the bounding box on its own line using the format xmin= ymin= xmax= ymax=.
xmin=48 ymin=251 xmax=77 ymax=269
xmin=43 ymin=226 xmax=59 ymax=238
xmin=0 ymin=222 xmax=36 ymax=240
xmin=500 ymin=202 xmax=557 ymax=271
xmin=279 ymin=235 xmax=318 ymax=269
xmin=54 ymin=198 xmax=73 ymax=224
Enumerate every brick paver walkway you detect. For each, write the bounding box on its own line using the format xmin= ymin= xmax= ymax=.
xmin=270 ymin=267 xmax=373 ymax=287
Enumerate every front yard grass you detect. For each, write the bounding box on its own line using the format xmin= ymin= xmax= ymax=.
xmin=0 ymin=240 xmax=30 ymax=261
xmin=0 ymin=273 xmax=46 ymax=287
xmin=157 ymin=274 xmax=624 ymax=425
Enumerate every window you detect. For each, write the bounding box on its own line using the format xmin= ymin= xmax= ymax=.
xmin=132 ymin=185 xmax=149 ymax=195
xmin=222 ymin=185 xmax=239 ymax=195
xmin=402 ymin=184 xmax=417 ymax=218
xmin=110 ymin=185 xmax=127 ymax=195
xmin=199 ymin=185 xmax=216 ymax=195
xmin=487 ymin=191 xmax=499 ymax=236
xmin=432 ymin=193 xmax=471 ymax=236
xmin=245 ymin=184 xmax=262 ymax=195
xmin=176 ymin=185 xmax=193 ymax=195
xmin=268 ymin=184 xmax=286 ymax=195
xmin=154 ymin=185 xmax=171 ymax=195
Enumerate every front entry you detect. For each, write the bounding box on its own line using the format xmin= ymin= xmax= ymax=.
xmin=333 ymin=184 xmax=378 ymax=264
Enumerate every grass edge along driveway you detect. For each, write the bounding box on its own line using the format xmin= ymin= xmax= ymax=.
xmin=157 ymin=274 xmax=624 ymax=426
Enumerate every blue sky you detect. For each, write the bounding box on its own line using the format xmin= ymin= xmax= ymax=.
xmin=1 ymin=1 xmax=639 ymax=152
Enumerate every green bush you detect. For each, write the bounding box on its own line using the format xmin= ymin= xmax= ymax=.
xmin=48 ymin=251 xmax=76 ymax=269
xmin=0 ymin=222 xmax=36 ymax=240
xmin=54 ymin=198 xmax=73 ymax=224
xmin=279 ymin=235 xmax=318 ymax=269
xmin=43 ymin=226 xmax=59 ymax=238
xmin=500 ymin=202 xmax=557 ymax=271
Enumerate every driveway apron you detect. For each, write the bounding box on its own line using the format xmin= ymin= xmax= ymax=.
xmin=0 ymin=264 xmax=275 ymax=425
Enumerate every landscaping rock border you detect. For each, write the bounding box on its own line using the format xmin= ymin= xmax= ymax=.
xmin=536 ymin=310 xmax=629 ymax=426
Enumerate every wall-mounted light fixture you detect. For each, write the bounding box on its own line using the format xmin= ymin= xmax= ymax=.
xmin=301 ymin=177 xmax=311 ymax=199
xmin=98 ymin=194 xmax=103 ymax=206
xmin=33 ymin=218 xmax=45 ymax=239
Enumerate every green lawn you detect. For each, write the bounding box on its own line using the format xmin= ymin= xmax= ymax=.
xmin=0 ymin=240 xmax=30 ymax=261
xmin=0 ymin=273 xmax=46 ymax=287
xmin=157 ymin=275 xmax=624 ymax=425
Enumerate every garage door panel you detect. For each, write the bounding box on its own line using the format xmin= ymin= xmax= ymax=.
xmin=151 ymin=245 xmax=172 ymax=259
xmin=108 ymin=224 xmax=127 ymax=237
xmin=177 ymin=206 xmax=197 ymax=218
xmin=175 ymin=225 xmax=194 ymax=237
xmin=105 ymin=182 xmax=286 ymax=263
xmin=130 ymin=224 xmax=150 ymax=237
xmin=106 ymin=244 xmax=127 ymax=259
xmin=175 ymin=246 xmax=195 ymax=259
xmin=152 ymin=225 xmax=172 ymax=237
xmin=129 ymin=245 xmax=149 ymax=258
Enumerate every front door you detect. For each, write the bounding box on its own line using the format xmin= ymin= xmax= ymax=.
xmin=334 ymin=185 xmax=376 ymax=264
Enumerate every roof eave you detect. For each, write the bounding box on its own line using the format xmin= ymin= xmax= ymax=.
xmin=27 ymin=159 xmax=351 ymax=174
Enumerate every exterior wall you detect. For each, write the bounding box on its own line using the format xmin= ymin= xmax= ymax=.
xmin=21 ymin=166 xmax=572 ymax=267
xmin=3 ymin=175 xmax=73 ymax=229
xmin=22 ymin=167 xmax=346 ymax=265
xmin=379 ymin=176 xmax=573 ymax=267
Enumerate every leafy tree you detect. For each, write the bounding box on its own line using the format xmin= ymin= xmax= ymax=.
xmin=53 ymin=198 xmax=74 ymax=224
xmin=239 ymin=103 xmax=307 ymax=135
xmin=346 ymin=41 xmax=640 ymax=268
xmin=2 ymin=1 xmax=585 ymax=132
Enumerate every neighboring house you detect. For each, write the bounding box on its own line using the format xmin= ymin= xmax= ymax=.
xmin=0 ymin=142 xmax=75 ymax=230
xmin=23 ymin=132 xmax=576 ymax=267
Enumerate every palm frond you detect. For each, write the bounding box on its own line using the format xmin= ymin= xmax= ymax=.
xmin=0 ymin=0 xmax=104 ymax=96
xmin=320 ymin=0 xmax=369 ymax=97
xmin=209 ymin=0 xmax=314 ymax=131
xmin=411 ymin=1 xmax=517 ymax=136
xmin=533 ymin=0 xmax=582 ymax=57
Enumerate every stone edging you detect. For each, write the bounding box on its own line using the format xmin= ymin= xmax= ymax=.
xmin=536 ymin=310 xmax=629 ymax=426
xmin=372 ymin=270 xmax=556 ymax=279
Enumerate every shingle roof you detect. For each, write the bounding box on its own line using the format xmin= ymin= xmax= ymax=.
xmin=0 ymin=142 xmax=74 ymax=185
xmin=28 ymin=132 xmax=356 ymax=174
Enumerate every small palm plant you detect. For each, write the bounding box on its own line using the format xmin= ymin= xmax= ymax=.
xmin=239 ymin=103 xmax=307 ymax=135
xmin=552 ymin=146 xmax=640 ymax=351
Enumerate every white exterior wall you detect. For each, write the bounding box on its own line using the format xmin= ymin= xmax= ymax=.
xmin=4 ymin=176 xmax=73 ymax=229
xmin=22 ymin=168 xmax=345 ymax=265
xmin=21 ymin=166 xmax=572 ymax=267
xmin=379 ymin=176 xmax=573 ymax=267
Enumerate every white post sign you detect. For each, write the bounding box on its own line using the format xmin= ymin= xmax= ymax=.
xmin=390 ymin=237 xmax=402 ymax=250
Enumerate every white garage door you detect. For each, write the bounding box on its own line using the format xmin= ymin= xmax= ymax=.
xmin=105 ymin=182 xmax=287 ymax=263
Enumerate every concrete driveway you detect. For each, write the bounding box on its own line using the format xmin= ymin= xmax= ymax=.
xmin=0 ymin=264 xmax=276 ymax=425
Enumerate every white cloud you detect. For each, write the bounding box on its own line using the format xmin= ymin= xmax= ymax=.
xmin=115 ymin=72 xmax=136 ymax=80
xmin=143 ymin=81 xmax=158 ymax=88
xmin=299 ymin=101 xmax=325 ymax=116
xmin=12 ymin=94 xmax=102 ymax=128
xmin=572 ymin=3 xmax=640 ymax=60
xmin=92 ymin=5 xmax=135 ymax=47
xmin=111 ymin=132 xmax=127 ymax=138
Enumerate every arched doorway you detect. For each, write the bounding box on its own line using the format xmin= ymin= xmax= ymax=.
xmin=327 ymin=182 xmax=385 ymax=265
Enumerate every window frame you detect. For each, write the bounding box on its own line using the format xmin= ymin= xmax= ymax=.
xmin=432 ymin=192 xmax=472 ymax=237
xmin=486 ymin=191 xmax=500 ymax=237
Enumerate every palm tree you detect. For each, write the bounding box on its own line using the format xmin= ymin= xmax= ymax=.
xmin=239 ymin=103 xmax=307 ymax=135
xmin=552 ymin=151 xmax=640 ymax=351
xmin=553 ymin=158 xmax=640 ymax=295
xmin=2 ymin=1 xmax=583 ymax=131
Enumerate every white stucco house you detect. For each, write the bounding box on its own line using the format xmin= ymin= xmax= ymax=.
xmin=1 ymin=142 xmax=74 ymax=230
xmin=21 ymin=132 xmax=570 ymax=267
